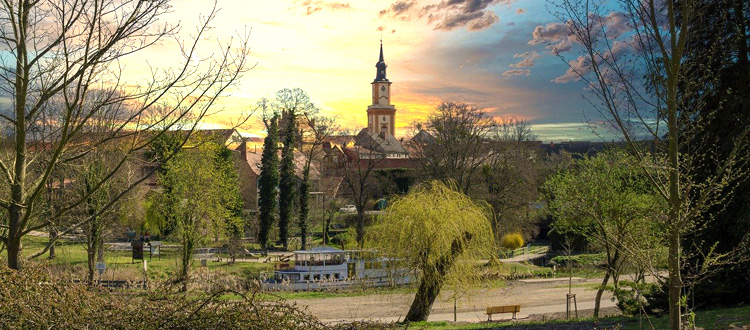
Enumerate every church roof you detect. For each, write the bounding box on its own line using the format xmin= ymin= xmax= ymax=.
xmin=355 ymin=128 xmax=407 ymax=154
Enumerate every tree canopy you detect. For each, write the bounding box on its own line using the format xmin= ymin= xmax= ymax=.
xmin=545 ymin=150 xmax=665 ymax=316
xmin=366 ymin=181 xmax=494 ymax=322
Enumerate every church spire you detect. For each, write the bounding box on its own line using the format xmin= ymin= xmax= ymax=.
xmin=379 ymin=40 xmax=384 ymax=62
xmin=374 ymin=40 xmax=388 ymax=82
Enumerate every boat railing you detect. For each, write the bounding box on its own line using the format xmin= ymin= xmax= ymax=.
xmin=297 ymin=259 xmax=345 ymax=267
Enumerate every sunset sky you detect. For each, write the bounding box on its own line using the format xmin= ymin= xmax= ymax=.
xmin=136 ymin=0 xmax=624 ymax=142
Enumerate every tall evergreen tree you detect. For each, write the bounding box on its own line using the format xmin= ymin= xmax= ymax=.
xmin=258 ymin=115 xmax=280 ymax=249
xmin=682 ymin=0 xmax=750 ymax=307
xmin=278 ymin=110 xmax=297 ymax=250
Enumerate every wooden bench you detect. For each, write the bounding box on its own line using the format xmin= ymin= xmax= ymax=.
xmin=486 ymin=305 xmax=521 ymax=321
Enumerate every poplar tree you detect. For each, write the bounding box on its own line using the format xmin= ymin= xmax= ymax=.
xmin=258 ymin=115 xmax=280 ymax=249
xmin=278 ymin=111 xmax=297 ymax=250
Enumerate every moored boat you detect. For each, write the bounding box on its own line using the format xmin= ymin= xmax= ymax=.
xmin=261 ymin=246 xmax=412 ymax=291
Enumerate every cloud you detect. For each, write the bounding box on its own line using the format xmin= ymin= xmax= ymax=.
xmin=380 ymin=0 xmax=509 ymax=32
xmin=516 ymin=8 xmax=525 ymax=14
xmin=502 ymin=69 xmax=531 ymax=76
xmin=529 ymin=22 xmax=574 ymax=50
xmin=376 ymin=26 xmax=398 ymax=34
xmin=297 ymin=1 xmax=352 ymax=16
xmin=509 ymin=50 xmax=540 ymax=68
xmin=553 ymin=55 xmax=591 ymax=83
xmin=379 ymin=0 xmax=417 ymax=19
xmin=528 ymin=11 xmax=633 ymax=55
xmin=603 ymin=11 xmax=630 ymax=39
xmin=551 ymin=35 xmax=640 ymax=83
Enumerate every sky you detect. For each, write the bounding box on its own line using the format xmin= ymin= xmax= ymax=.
xmin=125 ymin=0 xmax=628 ymax=142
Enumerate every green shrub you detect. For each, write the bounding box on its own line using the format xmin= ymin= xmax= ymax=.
xmin=551 ymin=253 xmax=605 ymax=268
xmin=612 ymin=280 xmax=666 ymax=316
xmin=500 ymin=233 xmax=524 ymax=250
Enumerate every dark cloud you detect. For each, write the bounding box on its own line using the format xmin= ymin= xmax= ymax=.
xmin=380 ymin=0 xmax=510 ymax=31
xmin=529 ymin=11 xmax=632 ymax=54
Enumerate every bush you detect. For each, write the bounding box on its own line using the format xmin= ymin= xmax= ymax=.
xmin=0 ymin=266 xmax=327 ymax=329
xmin=612 ymin=280 xmax=666 ymax=316
xmin=550 ymin=253 xmax=605 ymax=268
xmin=500 ymin=233 xmax=524 ymax=250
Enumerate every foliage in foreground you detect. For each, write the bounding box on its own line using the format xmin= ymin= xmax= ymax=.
xmin=0 ymin=266 xmax=328 ymax=329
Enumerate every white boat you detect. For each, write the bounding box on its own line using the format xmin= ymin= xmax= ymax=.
xmin=261 ymin=246 xmax=413 ymax=291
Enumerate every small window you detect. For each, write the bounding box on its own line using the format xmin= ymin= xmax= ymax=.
xmin=303 ymin=275 xmax=309 ymax=281
xmin=313 ymin=274 xmax=320 ymax=281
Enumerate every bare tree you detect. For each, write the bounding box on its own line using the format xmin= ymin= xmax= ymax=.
xmin=543 ymin=0 xmax=749 ymax=328
xmin=411 ymin=101 xmax=497 ymax=195
xmin=0 ymin=0 xmax=252 ymax=269
xmin=339 ymin=134 xmax=390 ymax=246
xmin=482 ymin=118 xmax=542 ymax=240
xmin=298 ymin=114 xmax=338 ymax=250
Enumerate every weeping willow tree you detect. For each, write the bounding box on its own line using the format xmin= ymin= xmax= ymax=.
xmin=366 ymin=181 xmax=494 ymax=322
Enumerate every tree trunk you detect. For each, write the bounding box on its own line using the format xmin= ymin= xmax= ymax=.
xmin=668 ymin=226 xmax=683 ymax=330
xmin=404 ymin=232 xmax=472 ymax=322
xmin=181 ymin=233 xmax=194 ymax=293
xmin=7 ymin=0 xmax=29 ymax=271
xmin=299 ymin=170 xmax=310 ymax=250
xmin=356 ymin=209 xmax=365 ymax=248
xmin=404 ymin=269 xmax=442 ymax=322
xmin=323 ymin=212 xmax=332 ymax=245
xmin=594 ymin=269 xmax=611 ymax=317
xmin=7 ymin=234 xmax=20 ymax=270
xmin=48 ymin=225 xmax=57 ymax=260
xmin=667 ymin=44 xmax=683 ymax=328
xmin=87 ymin=239 xmax=97 ymax=285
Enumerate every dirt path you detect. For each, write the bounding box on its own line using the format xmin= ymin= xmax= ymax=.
xmin=289 ymin=276 xmax=620 ymax=324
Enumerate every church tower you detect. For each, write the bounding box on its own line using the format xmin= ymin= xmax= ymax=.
xmin=367 ymin=42 xmax=396 ymax=136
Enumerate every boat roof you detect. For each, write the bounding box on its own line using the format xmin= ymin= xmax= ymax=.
xmin=293 ymin=246 xmax=348 ymax=254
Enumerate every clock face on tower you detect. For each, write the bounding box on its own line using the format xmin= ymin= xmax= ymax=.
xmin=379 ymin=85 xmax=388 ymax=99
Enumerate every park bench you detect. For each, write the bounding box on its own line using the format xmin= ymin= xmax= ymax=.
xmin=486 ymin=305 xmax=521 ymax=321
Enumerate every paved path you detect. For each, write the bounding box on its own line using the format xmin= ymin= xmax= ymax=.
xmin=290 ymin=276 xmax=617 ymax=324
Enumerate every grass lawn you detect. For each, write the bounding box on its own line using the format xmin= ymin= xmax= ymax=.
xmin=15 ymin=236 xmax=274 ymax=282
xmin=411 ymin=305 xmax=750 ymax=330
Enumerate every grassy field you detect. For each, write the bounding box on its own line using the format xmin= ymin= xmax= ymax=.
xmin=410 ymin=305 xmax=750 ymax=330
xmin=16 ymin=236 xmax=274 ymax=282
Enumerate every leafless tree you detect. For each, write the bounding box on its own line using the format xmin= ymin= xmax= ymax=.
xmin=339 ymin=136 xmax=389 ymax=246
xmin=411 ymin=101 xmax=497 ymax=195
xmin=482 ymin=118 xmax=542 ymax=241
xmin=298 ymin=114 xmax=338 ymax=250
xmin=0 ymin=0 xmax=253 ymax=269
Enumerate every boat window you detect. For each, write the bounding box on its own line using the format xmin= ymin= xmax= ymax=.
xmin=334 ymin=273 xmax=340 ymax=279
xmin=303 ymin=275 xmax=309 ymax=281
xmin=313 ymin=274 xmax=320 ymax=281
